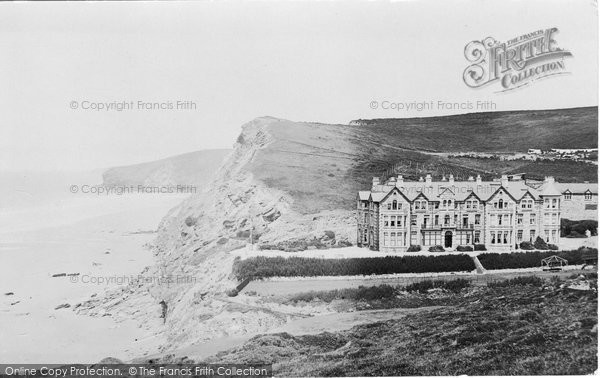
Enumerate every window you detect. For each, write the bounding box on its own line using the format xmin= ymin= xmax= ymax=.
xmin=517 ymin=214 xmax=523 ymax=225
xmin=384 ymin=216 xmax=389 ymax=227
xmin=552 ymin=199 xmax=557 ymax=209
xmin=503 ymin=232 xmax=508 ymax=244
xmin=491 ymin=232 xmax=496 ymax=244
xmin=383 ymin=232 xmax=389 ymax=246
xmin=530 ymin=215 xmax=536 ymax=225
xmin=387 ymin=203 xmax=392 ymax=210
xmin=498 ymin=199 xmax=504 ymax=209
xmin=521 ymin=199 xmax=533 ymax=209
xmin=390 ymin=216 xmax=396 ymax=227
xmin=544 ymin=230 xmax=550 ymax=242
xmin=498 ymin=215 xmax=502 ymax=226
xmin=585 ymin=191 xmax=592 ymax=200
xmin=434 ymin=215 xmax=439 ymax=225
xmin=466 ymin=234 xmax=471 ymax=244
xmin=529 ymin=230 xmax=535 ymax=242
xmin=517 ymin=230 xmax=523 ymax=242
xmin=390 ymin=232 xmax=396 ymax=246
xmin=474 ymin=231 xmax=480 ymax=244
xmin=475 ymin=214 xmax=481 ymax=225
xmin=411 ymin=215 xmax=417 ymax=226
xmin=564 ymin=192 xmax=571 ymax=200
xmin=444 ymin=215 xmax=450 ymax=225
xmin=552 ymin=230 xmax=557 ymax=242
xmin=392 ymin=200 xmax=397 ymax=210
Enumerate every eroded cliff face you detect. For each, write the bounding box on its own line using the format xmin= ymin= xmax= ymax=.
xmin=78 ymin=116 xmax=357 ymax=353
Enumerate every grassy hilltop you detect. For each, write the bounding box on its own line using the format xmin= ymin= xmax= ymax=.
xmin=248 ymin=107 xmax=597 ymax=213
xmin=351 ymin=106 xmax=598 ymax=152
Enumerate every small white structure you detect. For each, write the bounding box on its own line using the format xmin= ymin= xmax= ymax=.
xmin=541 ymin=255 xmax=567 ymax=271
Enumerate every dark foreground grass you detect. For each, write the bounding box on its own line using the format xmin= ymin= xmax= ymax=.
xmin=207 ymin=281 xmax=597 ymax=375
xmin=287 ymin=284 xmax=397 ymax=304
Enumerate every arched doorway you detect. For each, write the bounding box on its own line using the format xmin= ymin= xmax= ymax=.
xmin=444 ymin=231 xmax=453 ymax=248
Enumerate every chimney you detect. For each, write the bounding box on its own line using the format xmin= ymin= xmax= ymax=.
xmin=467 ymin=176 xmax=474 ymax=182
xmin=441 ymin=175 xmax=447 ymax=182
xmin=396 ymin=175 xmax=404 ymax=186
xmin=425 ymin=174 xmax=432 ymax=186
xmin=476 ymin=174 xmax=482 ymax=185
xmin=449 ymin=174 xmax=454 ymax=185
xmin=372 ymin=177 xmax=380 ymax=190
xmin=544 ymin=176 xmax=555 ymax=184
xmin=418 ymin=176 xmax=424 ymax=182
xmin=501 ymin=174 xmax=508 ymax=187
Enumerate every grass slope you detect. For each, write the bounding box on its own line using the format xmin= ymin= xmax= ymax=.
xmin=248 ymin=107 xmax=597 ymax=213
xmin=208 ymin=281 xmax=598 ymax=375
xmin=352 ymin=106 xmax=598 ymax=152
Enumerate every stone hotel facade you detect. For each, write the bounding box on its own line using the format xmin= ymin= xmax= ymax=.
xmin=357 ymin=174 xmax=597 ymax=252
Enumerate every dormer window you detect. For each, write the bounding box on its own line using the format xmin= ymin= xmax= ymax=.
xmin=563 ymin=191 xmax=572 ymax=200
xmin=585 ymin=191 xmax=592 ymax=201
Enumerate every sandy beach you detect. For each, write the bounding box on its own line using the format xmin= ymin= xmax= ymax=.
xmin=0 ymin=185 xmax=187 ymax=363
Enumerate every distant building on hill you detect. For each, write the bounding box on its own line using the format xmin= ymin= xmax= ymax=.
xmin=356 ymin=174 xmax=597 ymax=252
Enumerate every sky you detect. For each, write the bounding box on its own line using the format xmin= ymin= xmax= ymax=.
xmin=0 ymin=0 xmax=597 ymax=172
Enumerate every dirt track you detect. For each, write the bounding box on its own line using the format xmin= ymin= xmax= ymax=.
xmin=244 ymin=267 xmax=597 ymax=296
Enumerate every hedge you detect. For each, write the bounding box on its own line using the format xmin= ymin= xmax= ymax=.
xmin=478 ymin=248 xmax=597 ymax=270
xmin=232 ymin=254 xmax=475 ymax=280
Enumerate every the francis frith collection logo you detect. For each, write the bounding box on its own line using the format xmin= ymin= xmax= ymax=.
xmin=463 ymin=28 xmax=572 ymax=91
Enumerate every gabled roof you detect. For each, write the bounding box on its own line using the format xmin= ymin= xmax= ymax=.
xmin=360 ymin=177 xmax=596 ymax=204
xmin=358 ymin=191 xmax=370 ymax=201
xmin=555 ymin=183 xmax=598 ymax=194
xmin=538 ymin=182 xmax=562 ymax=196
xmin=378 ymin=186 xmax=411 ymax=203
xmin=486 ymin=186 xmax=519 ymax=203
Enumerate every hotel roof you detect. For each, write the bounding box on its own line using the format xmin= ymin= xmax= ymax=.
xmin=360 ymin=176 xmax=596 ymax=203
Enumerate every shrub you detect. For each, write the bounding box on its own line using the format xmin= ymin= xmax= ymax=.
xmin=478 ymin=249 xmax=596 ymax=270
xmin=474 ymin=244 xmax=487 ymax=251
xmin=184 ymin=216 xmax=197 ymax=227
xmin=456 ymin=245 xmax=473 ymax=252
xmin=561 ymin=219 xmax=598 ymax=237
xmin=534 ymin=236 xmax=548 ymax=250
xmin=488 ymin=276 xmax=544 ymax=288
xmin=566 ymin=231 xmax=587 ymax=238
xmin=232 ymin=254 xmax=476 ymax=280
xmin=407 ymin=245 xmax=421 ymax=252
xmin=405 ymin=278 xmax=470 ymax=294
xmin=428 ymin=245 xmax=445 ymax=252
xmin=520 ymin=241 xmax=535 ymax=250
xmin=547 ymin=244 xmax=559 ymax=250
xmin=443 ymin=278 xmax=471 ymax=293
